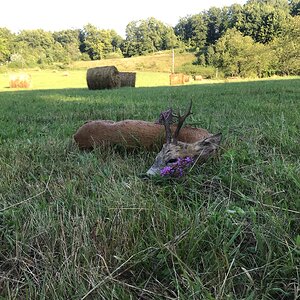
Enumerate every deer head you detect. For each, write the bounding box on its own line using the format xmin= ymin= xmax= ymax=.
xmin=146 ymin=102 xmax=222 ymax=176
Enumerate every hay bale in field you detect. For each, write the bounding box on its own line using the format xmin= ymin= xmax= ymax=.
xmin=86 ymin=66 xmax=121 ymax=90
xmin=9 ymin=74 xmax=31 ymax=88
xmin=119 ymin=72 xmax=136 ymax=87
xmin=184 ymin=74 xmax=191 ymax=83
xmin=169 ymin=73 xmax=185 ymax=85
xmin=194 ymin=75 xmax=203 ymax=81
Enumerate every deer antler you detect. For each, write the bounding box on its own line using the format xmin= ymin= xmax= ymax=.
xmin=157 ymin=108 xmax=174 ymax=144
xmin=173 ymin=100 xmax=193 ymax=144
xmin=156 ymin=101 xmax=193 ymax=144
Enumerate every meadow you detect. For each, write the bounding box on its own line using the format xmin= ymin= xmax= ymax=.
xmin=0 ymin=72 xmax=299 ymax=299
xmin=0 ymin=51 xmax=195 ymax=91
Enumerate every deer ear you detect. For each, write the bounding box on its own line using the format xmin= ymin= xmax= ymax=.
xmin=193 ymin=133 xmax=222 ymax=158
xmin=205 ymin=133 xmax=222 ymax=146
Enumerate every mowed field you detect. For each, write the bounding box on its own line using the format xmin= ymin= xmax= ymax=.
xmin=0 ymin=51 xmax=195 ymax=91
xmin=0 ymin=70 xmax=171 ymax=91
xmin=0 ymin=73 xmax=299 ymax=299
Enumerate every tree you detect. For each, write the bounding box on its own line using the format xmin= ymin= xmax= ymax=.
xmin=190 ymin=14 xmax=208 ymax=49
xmin=110 ymin=30 xmax=123 ymax=52
xmin=225 ymin=4 xmax=244 ymax=29
xmin=238 ymin=0 xmax=291 ymax=43
xmin=124 ymin=18 xmax=178 ymax=57
xmin=213 ymin=28 xmax=274 ymax=77
xmin=205 ymin=7 xmax=224 ymax=44
xmin=289 ymin=0 xmax=300 ymax=15
xmin=0 ymin=28 xmax=14 ymax=63
xmin=271 ymin=16 xmax=300 ymax=74
xmin=175 ymin=14 xmax=207 ymax=50
xmin=12 ymin=29 xmax=68 ymax=65
xmin=79 ymin=24 xmax=123 ymax=60
xmin=16 ymin=29 xmax=55 ymax=49
xmin=53 ymin=29 xmax=82 ymax=61
xmin=80 ymin=24 xmax=107 ymax=60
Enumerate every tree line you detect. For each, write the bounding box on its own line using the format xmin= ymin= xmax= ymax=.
xmin=0 ymin=0 xmax=299 ymax=77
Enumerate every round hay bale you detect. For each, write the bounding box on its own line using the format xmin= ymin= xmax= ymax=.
xmin=119 ymin=72 xmax=136 ymax=87
xmin=9 ymin=73 xmax=31 ymax=88
xmin=86 ymin=66 xmax=121 ymax=90
xmin=169 ymin=73 xmax=185 ymax=85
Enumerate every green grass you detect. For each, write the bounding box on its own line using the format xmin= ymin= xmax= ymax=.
xmin=0 ymin=77 xmax=300 ymax=299
xmin=70 ymin=51 xmax=195 ymax=73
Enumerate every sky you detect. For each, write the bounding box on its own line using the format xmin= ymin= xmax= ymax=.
xmin=0 ymin=0 xmax=247 ymax=37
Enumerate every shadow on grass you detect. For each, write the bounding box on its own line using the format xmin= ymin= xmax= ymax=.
xmin=0 ymin=76 xmax=299 ymax=95
xmin=0 ymin=77 xmax=299 ymax=144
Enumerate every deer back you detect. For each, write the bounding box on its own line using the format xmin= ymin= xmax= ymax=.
xmin=73 ymin=120 xmax=211 ymax=150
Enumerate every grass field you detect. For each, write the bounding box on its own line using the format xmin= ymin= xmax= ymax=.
xmin=0 ymin=51 xmax=195 ymax=91
xmin=69 ymin=51 xmax=195 ymax=73
xmin=0 ymin=70 xmax=172 ymax=91
xmin=0 ymin=74 xmax=299 ymax=299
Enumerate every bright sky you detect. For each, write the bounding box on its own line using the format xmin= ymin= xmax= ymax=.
xmin=1 ymin=0 xmax=247 ymax=37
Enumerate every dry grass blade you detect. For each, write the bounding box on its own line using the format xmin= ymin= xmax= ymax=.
xmin=0 ymin=168 xmax=53 ymax=212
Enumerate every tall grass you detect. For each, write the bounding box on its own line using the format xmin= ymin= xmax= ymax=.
xmin=0 ymin=78 xmax=299 ymax=299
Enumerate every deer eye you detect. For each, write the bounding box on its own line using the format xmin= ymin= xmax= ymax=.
xmin=167 ymin=158 xmax=178 ymax=164
xmin=202 ymin=140 xmax=211 ymax=146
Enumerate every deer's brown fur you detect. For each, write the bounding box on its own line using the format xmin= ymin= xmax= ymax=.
xmin=74 ymin=120 xmax=211 ymax=150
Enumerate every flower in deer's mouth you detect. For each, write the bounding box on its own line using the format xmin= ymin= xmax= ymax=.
xmin=160 ymin=156 xmax=194 ymax=177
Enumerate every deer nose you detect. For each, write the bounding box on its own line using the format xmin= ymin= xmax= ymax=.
xmin=146 ymin=167 xmax=159 ymax=176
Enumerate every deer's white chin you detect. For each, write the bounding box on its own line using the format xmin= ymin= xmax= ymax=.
xmin=146 ymin=168 xmax=159 ymax=176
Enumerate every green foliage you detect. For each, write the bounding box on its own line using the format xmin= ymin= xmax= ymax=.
xmin=0 ymin=28 xmax=14 ymax=63
xmin=238 ymin=0 xmax=291 ymax=43
xmin=0 ymin=0 xmax=299 ymax=76
xmin=123 ymin=17 xmax=178 ymax=57
xmin=175 ymin=14 xmax=208 ymax=50
xmin=174 ymin=0 xmax=299 ymax=76
xmin=9 ymin=29 xmax=75 ymax=67
xmin=104 ymin=50 xmax=124 ymax=59
xmin=53 ymin=29 xmax=82 ymax=62
xmin=16 ymin=29 xmax=55 ymax=49
xmin=79 ymin=24 xmax=120 ymax=60
xmin=213 ymin=29 xmax=275 ymax=77
xmin=270 ymin=15 xmax=300 ymax=74
xmin=289 ymin=0 xmax=300 ymax=15
xmin=177 ymin=63 xmax=217 ymax=78
xmin=205 ymin=7 xmax=228 ymax=44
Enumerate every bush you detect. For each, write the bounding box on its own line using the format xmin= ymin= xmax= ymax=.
xmin=80 ymin=53 xmax=91 ymax=61
xmin=0 ymin=64 xmax=8 ymax=73
xmin=104 ymin=50 xmax=124 ymax=59
xmin=176 ymin=63 xmax=217 ymax=78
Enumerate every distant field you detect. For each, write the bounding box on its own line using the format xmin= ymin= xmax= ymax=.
xmin=0 ymin=70 xmax=175 ymax=91
xmin=1 ymin=67 xmax=295 ymax=92
xmin=0 ymin=78 xmax=299 ymax=299
xmin=0 ymin=51 xmax=195 ymax=91
xmin=70 ymin=51 xmax=195 ymax=72
xmin=0 ymin=70 xmax=172 ymax=91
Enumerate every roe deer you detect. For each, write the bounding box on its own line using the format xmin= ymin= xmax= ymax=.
xmin=74 ymin=117 xmax=211 ymax=150
xmin=146 ymin=101 xmax=221 ymax=176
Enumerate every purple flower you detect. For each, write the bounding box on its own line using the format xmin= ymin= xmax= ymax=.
xmin=160 ymin=156 xmax=194 ymax=177
xmin=160 ymin=166 xmax=172 ymax=176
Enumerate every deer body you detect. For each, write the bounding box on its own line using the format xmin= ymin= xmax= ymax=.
xmin=73 ymin=101 xmax=221 ymax=177
xmin=74 ymin=120 xmax=211 ymax=150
